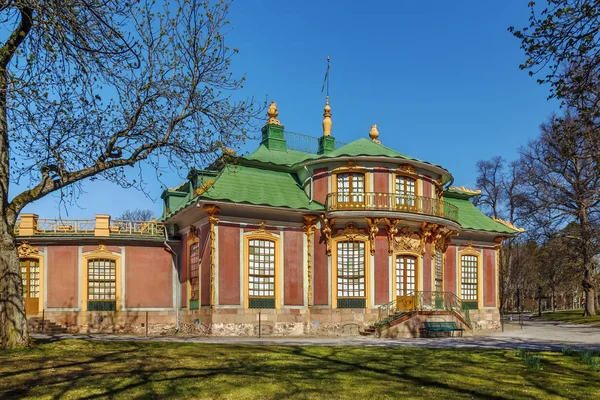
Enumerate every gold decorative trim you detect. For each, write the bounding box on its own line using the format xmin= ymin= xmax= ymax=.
xmin=397 ymin=164 xmax=418 ymax=176
xmin=494 ymin=236 xmax=505 ymax=250
xmin=196 ymin=179 xmax=215 ymax=195
xmin=384 ymin=218 xmax=402 ymax=255
xmin=87 ymin=243 xmax=115 ymax=257
xmin=302 ymin=215 xmax=319 ymax=309
xmin=493 ymin=218 xmax=525 ymax=232
xmin=420 ymin=222 xmax=439 ymax=255
xmin=449 ymin=185 xmax=481 ymax=195
xmin=364 ymin=218 xmax=380 ymax=256
xmin=369 ymin=124 xmax=380 ymax=144
xmin=266 ymin=101 xmax=282 ymax=126
xmin=321 ymin=215 xmax=336 ymax=257
xmin=203 ymin=204 xmax=221 ymax=309
xmin=335 ymin=221 xmax=367 ymax=241
xmin=255 ymin=220 xmax=268 ymax=234
xmin=436 ymin=229 xmax=459 ymax=252
xmin=17 ymin=242 xmax=38 ymax=258
xmin=394 ymin=226 xmax=422 ymax=255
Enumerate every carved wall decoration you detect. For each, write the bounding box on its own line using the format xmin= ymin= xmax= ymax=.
xmin=392 ymin=226 xmax=423 ymax=255
xmin=202 ymin=204 xmax=221 ymax=309
xmin=384 ymin=218 xmax=402 ymax=255
xmin=87 ymin=243 xmax=114 ymax=257
xmin=321 ymin=215 xmax=336 ymax=256
xmin=494 ymin=236 xmax=505 ymax=250
xmin=436 ymin=229 xmax=459 ymax=252
xmin=397 ymin=164 xmax=418 ymax=177
xmin=336 ymin=221 xmax=366 ymax=241
xmin=364 ymin=218 xmax=380 ymax=255
xmin=420 ymin=222 xmax=439 ymax=254
xmin=18 ymin=242 xmax=38 ymax=258
xmin=302 ymin=215 xmax=319 ymax=308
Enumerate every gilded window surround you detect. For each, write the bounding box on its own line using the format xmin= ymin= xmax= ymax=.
xmin=331 ymin=222 xmax=371 ymax=309
xmin=391 ymin=252 xmax=421 ymax=301
xmin=392 ymin=164 xmax=420 ymax=199
xmin=18 ymin=242 xmax=44 ymax=315
xmin=458 ymin=241 xmax=483 ymax=310
xmin=81 ymin=244 xmax=122 ymax=312
xmin=332 ymin=162 xmax=371 ymax=196
xmin=243 ymin=224 xmax=281 ymax=309
xmin=187 ymin=225 xmax=201 ymax=307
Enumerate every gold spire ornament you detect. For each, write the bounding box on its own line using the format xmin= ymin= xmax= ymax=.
xmin=369 ymin=124 xmax=380 ymax=144
xmin=322 ymin=96 xmax=332 ymax=136
xmin=266 ymin=102 xmax=282 ymax=126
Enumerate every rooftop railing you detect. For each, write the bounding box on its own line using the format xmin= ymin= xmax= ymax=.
xmin=14 ymin=214 xmax=165 ymax=238
xmin=325 ymin=192 xmax=459 ymax=222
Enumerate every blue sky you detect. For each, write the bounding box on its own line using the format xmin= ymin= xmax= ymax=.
xmin=16 ymin=1 xmax=558 ymax=219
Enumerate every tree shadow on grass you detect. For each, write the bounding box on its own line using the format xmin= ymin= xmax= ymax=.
xmin=1 ymin=340 xmax=600 ymax=399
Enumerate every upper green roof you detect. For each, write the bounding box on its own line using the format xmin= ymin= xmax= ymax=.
xmin=444 ymin=196 xmax=519 ymax=234
xmin=197 ymin=165 xmax=324 ymax=211
xmin=244 ymin=144 xmax=317 ymax=167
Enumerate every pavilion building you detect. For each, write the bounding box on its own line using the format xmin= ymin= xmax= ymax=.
xmin=16 ymin=101 xmax=521 ymax=337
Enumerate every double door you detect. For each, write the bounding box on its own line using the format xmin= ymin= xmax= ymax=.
xmin=395 ymin=255 xmax=416 ymax=311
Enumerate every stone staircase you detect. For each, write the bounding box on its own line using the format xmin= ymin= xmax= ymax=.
xmin=28 ymin=317 xmax=68 ymax=334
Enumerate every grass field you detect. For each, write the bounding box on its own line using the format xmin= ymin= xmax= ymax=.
xmin=1 ymin=339 xmax=599 ymax=399
xmin=533 ymin=309 xmax=600 ymax=326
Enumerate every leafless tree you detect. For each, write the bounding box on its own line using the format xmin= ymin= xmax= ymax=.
xmin=518 ymin=113 xmax=600 ymax=316
xmin=0 ymin=1 xmax=261 ymax=348
xmin=116 ymin=209 xmax=155 ymax=222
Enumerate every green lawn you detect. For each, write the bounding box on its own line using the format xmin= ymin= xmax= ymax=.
xmin=533 ymin=309 xmax=600 ymax=326
xmin=1 ymin=339 xmax=599 ymax=399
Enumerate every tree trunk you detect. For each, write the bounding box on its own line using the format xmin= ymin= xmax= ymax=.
xmin=583 ymin=268 xmax=596 ymax=316
xmin=0 ymin=219 xmax=29 ymax=348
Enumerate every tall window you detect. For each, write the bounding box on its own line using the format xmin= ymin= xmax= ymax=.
xmin=395 ymin=176 xmax=416 ymax=207
xmin=337 ymin=173 xmax=365 ymax=206
xmin=337 ymin=241 xmax=365 ymax=298
xmin=461 ymin=255 xmax=478 ymax=300
xmin=396 ymin=255 xmax=416 ymax=296
xmin=435 ymin=251 xmax=443 ymax=293
xmin=88 ymin=259 xmax=116 ymax=310
xmin=248 ymin=239 xmax=276 ymax=298
xmin=189 ymin=242 xmax=200 ymax=304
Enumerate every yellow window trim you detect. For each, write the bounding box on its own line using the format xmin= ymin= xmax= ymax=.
xmin=243 ymin=230 xmax=281 ymax=309
xmin=392 ymin=172 xmax=420 ymax=197
xmin=332 ymin=162 xmax=371 ymax=194
xmin=187 ymin=228 xmax=201 ymax=306
xmin=391 ymin=249 xmax=422 ymax=300
xmin=458 ymin=244 xmax=483 ymax=310
xmin=331 ymin=235 xmax=370 ymax=309
xmin=81 ymin=246 xmax=122 ymax=312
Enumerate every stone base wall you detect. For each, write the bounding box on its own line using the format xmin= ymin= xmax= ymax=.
xmin=28 ymin=306 xmax=500 ymax=337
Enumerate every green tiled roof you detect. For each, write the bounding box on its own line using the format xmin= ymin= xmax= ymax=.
xmin=326 ymin=138 xmax=418 ymax=160
xmin=444 ymin=196 xmax=519 ymax=234
xmin=244 ymin=145 xmax=317 ymax=167
xmin=198 ymin=165 xmax=324 ymax=211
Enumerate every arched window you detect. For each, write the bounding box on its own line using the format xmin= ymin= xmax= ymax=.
xmin=87 ymin=258 xmax=117 ymax=311
xmin=337 ymin=173 xmax=365 ymax=207
xmin=248 ymin=239 xmax=276 ymax=308
xmin=20 ymin=259 xmax=40 ymax=314
xmin=395 ymin=175 xmax=416 ymax=207
xmin=336 ymin=240 xmax=366 ymax=308
xmin=461 ymin=255 xmax=478 ymax=301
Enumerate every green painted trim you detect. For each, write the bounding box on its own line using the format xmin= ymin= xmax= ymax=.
xmin=462 ymin=301 xmax=479 ymax=310
xmin=248 ymin=297 xmax=276 ymax=309
xmin=87 ymin=301 xmax=116 ymax=311
xmin=261 ymin=124 xmax=287 ymax=151
xmin=318 ymin=136 xmax=335 ymax=154
xmin=337 ymin=298 xmax=366 ymax=309
xmin=189 ymin=299 xmax=199 ymax=310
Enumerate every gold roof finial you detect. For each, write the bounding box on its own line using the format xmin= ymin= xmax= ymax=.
xmin=322 ymin=96 xmax=332 ymax=136
xmin=266 ymin=101 xmax=282 ymax=126
xmin=369 ymin=124 xmax=380 ymax=144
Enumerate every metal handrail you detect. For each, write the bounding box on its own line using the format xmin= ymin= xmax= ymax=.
xmin=37 ymin=218 xmax=95 ymax=234
xmin=109 ymin=220 xmax=165 ymax=237
xmin=376 ymin=291 xmax=472 ymax=329
xmin=325 ymin=192 xmax=459 ymax=222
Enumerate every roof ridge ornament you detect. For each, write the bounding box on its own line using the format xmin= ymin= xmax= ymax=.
xmin=266 ymin=102 xmax=282 ymax=126
xmin=493 ymin=217 xmax=525 ymax=232
xmin=448 ymin=185 xmax=481 ymax=195
xmin=369 ymin=124 xmax=380 ymax=144
xmin=322 ymin=96 xmax=332 ymax=136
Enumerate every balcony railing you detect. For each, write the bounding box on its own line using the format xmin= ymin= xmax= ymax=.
xmin=14 ymin=215 xmax=165 ymax=238
xmin=325 ymin=192 xmax=459 ymax=222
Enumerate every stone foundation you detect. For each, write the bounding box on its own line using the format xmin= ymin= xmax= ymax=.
xmin=28 ymin=306 xmax=501 ymax=337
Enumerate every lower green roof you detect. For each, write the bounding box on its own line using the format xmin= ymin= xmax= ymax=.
xmin=444 ymin=197 xmax=519 ymax=234
xmin=199 ymin=166 xmax=324 ymax=211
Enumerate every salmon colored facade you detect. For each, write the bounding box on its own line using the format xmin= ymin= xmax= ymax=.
xmin=17 ymin=101 xmax=521 ymax=337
